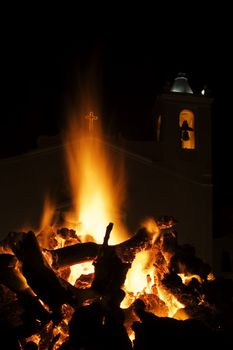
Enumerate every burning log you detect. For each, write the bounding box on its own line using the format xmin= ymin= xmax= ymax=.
xmin=0 ymin=284 xmax=48 ymax=349
xmin=91 ymin=223 xmax=132 ymax=349
xmin=0 ymin=264 xmax=51 ymax=325
xmin=56 ymin=224 xmax=133 ymax=350
xmin=169 ymin=244 xmax=212 ymax=280
xmin=131 ymin=298 xmax=233 ymax=349
xmin=1 ymin=231 xmax=97 ymax=322
xmin=161 ymin=272 xmax=201 ymax=306
xmin=0 ymin=253 xmax=17 ymax=267
xmin=48 ymin=225 xmax=152 ymax=269
xmin=0 ymin=253 xmax=52 ymax=329
xmin=49 ymin=241 xmax=98 ymax=269
xmin=0 ymin=254 xmax=27 ymax=292
xmin=1 ymin=217 xmax=232 ymax=348
xmin=91 ymin=223 xmax=130 ymax=296
xmin=63 ymin=299 xmax=133 ymax=350
xmin=116 ymin=226 xmax=153 ymax=262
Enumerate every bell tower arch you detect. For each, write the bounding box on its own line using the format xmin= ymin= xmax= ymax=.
xmin=154 ymin=72 xmax=213 ymax=182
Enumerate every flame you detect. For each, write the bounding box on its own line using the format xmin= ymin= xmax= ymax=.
xmin=25 ymin=334 xmax=40 ymax=346
xmin=64 ymin=115 xmax=128 ymax=244
xmin=68 ymin=262 xmax=95 ymax=285
xmin=178 ymin=273 xmax=203 ymax=285
xmin=121 ymin=250 xmax=155 ymax=308
xmin=39 ymin=194 xmax=55 ymax=231
xmin=1 ymin=95 xmax=217 ymax=348
xmin=140 ymin=217 xmax=160 ymax=244
xmin=156 ymin=284 xmax=185 ymax=317
xmin=124 ymin=250 xmax=155 ymax=294
xmin=37 ymin=195 xmax=56 ymax=248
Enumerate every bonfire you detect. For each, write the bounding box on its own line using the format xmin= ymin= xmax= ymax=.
xmin=0 ymin=114 xmax=232 ymax=349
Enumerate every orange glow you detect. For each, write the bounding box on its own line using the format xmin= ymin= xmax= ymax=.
xmin=207 ymin=272 xmax=215 ymax=281
xmin=64 ymin=115 xmax=128 ymax=244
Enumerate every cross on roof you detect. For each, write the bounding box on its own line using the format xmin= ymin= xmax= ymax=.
xmin=85 ymin=111 xmax=98 ymax=132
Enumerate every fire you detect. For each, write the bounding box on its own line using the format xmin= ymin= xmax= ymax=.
xmin=37 ymin=195 xmax=56 ymax=248
xmin=156 ymin=284 xmax=185 ymax=317
xmin=68 ymin=262 xmax=94 ymax=285
xmin=38 ymin=166 xmax=186 ymax=321
xmin=140 ymin=217 xmax=160 ymax=244
xmin=63 ymin=115 xmax=128 ymax=245
xmin=35 ymin=114 xmax=190 ymax=337
xmin=121 ymin=250 xmax=155 ymax=308
xmin=40 ymin=194 xmax=55 ymax=231
xmin=2 ymin=112 xmax=223 ymax=348
xmin=124 ymin=250 xmax=154 ymax=294
xmin=37 ymin=111 xmax=130 ymax=288
xmin=178 ymin=273 xmax=203 ymax=285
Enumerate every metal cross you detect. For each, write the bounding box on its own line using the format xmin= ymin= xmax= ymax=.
xmin=85 ymin=111 xmax=98 ymax=132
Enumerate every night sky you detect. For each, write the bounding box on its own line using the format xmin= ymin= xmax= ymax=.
xmin=1 ymin=10 xmax=232 ymax=217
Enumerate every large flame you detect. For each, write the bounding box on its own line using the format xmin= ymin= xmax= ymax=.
xmin=37 ymin=120 xmax=189 ymax=323
xmin=63 ymin=114 xmax=128 ymax=244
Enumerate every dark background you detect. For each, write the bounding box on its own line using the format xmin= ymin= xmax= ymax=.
xmin=1 ymin=9 xmax=232 ymax=235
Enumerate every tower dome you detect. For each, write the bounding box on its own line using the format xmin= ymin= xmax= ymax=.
xmin=170 ymin=72 xmax=193 ymax=94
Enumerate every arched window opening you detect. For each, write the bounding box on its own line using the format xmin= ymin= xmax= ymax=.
xmin=179 ymin=109 xmax=195 ymax=149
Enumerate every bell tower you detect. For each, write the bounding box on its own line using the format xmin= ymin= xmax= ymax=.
xmin=154 ymin=72 xmax=213 ymax=183
xmin=111 ymin=72 xmax=214 ymax=265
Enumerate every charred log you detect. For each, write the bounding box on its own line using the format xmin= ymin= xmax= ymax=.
xmin=37 ymin=227 xmax=80 ymax=250
xmin=0 ymin=256 xmax=29 ymax=294
xmin=49 ymin=226 xmax=152 ymax=269
xmin=0 ymin=299 xmax=46 ymax=348
xmin=2 ymin=231 xmax=97 ymax=321
xmin=0 ymin=253 xmax=17 ymax=267
xmin=65 ymin=301 xmax=132 ymax=350
xmin=49 ymin=241 xmax=98 ymax=269
xmin=161 ymin=272 xmax=201 ymax=306
xmin=169 ymin=245 xmax=212 ymax=280
xmin=0 ymin=254 xmax=51 ymax=326
xmin=201 ymin=277 xmax=233 ymax=331
xmin=131 ymin=298 xmax=232 ymax=349
xmin=91 ymin=223 xmax=131 ymax=299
